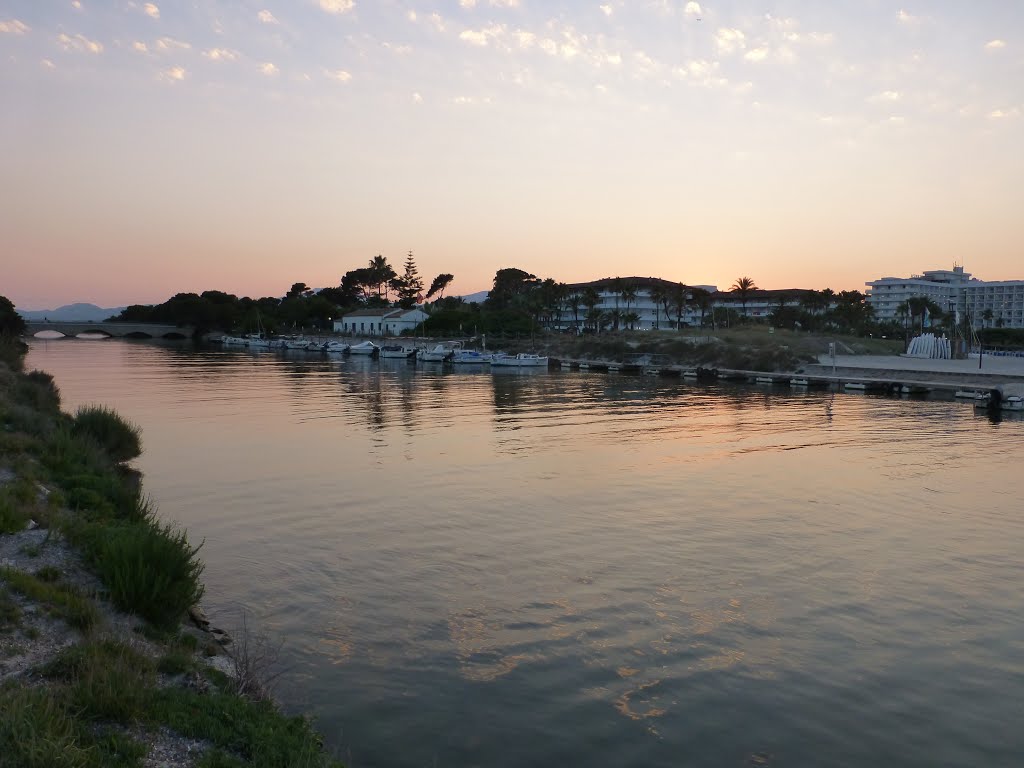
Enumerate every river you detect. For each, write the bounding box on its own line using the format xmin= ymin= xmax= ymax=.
xmin=25 ymin=339 xmax=1024 ymax=767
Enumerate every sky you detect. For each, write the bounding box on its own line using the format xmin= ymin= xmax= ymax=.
xmin=2 ymin=1 xmax=1022 ymax=309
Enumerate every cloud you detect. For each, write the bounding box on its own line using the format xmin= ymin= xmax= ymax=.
xmin=600 ymin=4 xmax=612 ymax=16
xmin=57 ymin=32 xmax=103 ymax=53
xmin=132 ymin=41 xmax=147 ymax=52
xmin=459 ymin=24 xmax=505 ymax=47
xmin=160 ymin=66 xmax=186 ymax=82
xmin=460 ymin=0 xmax=477 ymax=7
xmin=989 ymin=108 xmax=1020 ymax=120
xmin=41 ymin=58 xmax=55 ymax=69
xmin=407 ymin=10 xmax=416 ymax=21
xmin=71 ymin=1 xmax=82 ymax=9
xmin=144 ymin=2 xmax=159 ymax=19
xmin=871 ymin=90 xmax=902 ymax=102
xmin=684 ymin=2 xmax=702 ymax=17
xmin=984 ymin=39 xmax=1006 ymax=50
xmin=260 ymin=62 xmax=278 ymax=75
xmin=257 ymin=10 xmax=278 ymax=24
xmin=412 ymin=92 xmax=423 ymax=103
xmin=383 ymin=41 xmax=412 ymax=54
xmin=319 ymin=0 xmax=354 ymax=14
xmin=896 ymin=9 xmax=920 ymax=25
xmin=203 ymin=48 xmax=237 ymax=61
xmin=744 ymin=46 xmax=769 ymax=63
xmin=156 ymin=36 xmax=190 ymax=51
xmin=325 ymin=68 xmax=352 ymax=81
xmin=0 ymin=19 xmax=30 ymax=35
xmin=715 ymin=28 xmax=746 ymax=55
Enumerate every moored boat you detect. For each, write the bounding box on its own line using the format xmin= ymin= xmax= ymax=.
xmin=418 ymin=343 xmax=456 ymax=363
xmin=323 ymin=340 xmax=350 ymax=355
xmin=348 ymin=341 xmax=379 ymax=356
xmin=380 ymin=344 xmax=417 ymax=359
xmin=450 ymin=349 xmax=492 ymax=365
xmin=490 ymin=353 xmax=549 ymax=368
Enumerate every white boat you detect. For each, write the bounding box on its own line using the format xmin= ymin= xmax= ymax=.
xmin=282 ymin=337 xmax=320 ymax=351
xmin=220 ymin=335 xmax=247 ymax=346
xmin=348 ymin=341 xmax=379 ymax=356
xmin=790 ymin=378 xmax=809 ymax=387
xmin=450 ymin=349 xmax=492 ymax=365
xmin=954 ymin=389 xmax=982 ymax=399
xmin=380 ymin=344 xmax=417 ymax=359
xmin=246 ymin=334 xmax=276 ymax=349
xmin=323 ymin=340 xmax=350 ymax=355
xmin=754 ymin=376 xmax=775 ymax=384
xmin=418 ymin=343 xmax=455 ymax=363
xmin=490 ymin=353 xmax=548 ymax=368
xmin=974 ymin=385 xmax=1024 ymax=411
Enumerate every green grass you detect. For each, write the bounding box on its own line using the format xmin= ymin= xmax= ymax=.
xmin=0 ymin=684 xmax=94 ymax=768
xmin=72 ymin=405 xmax=142 ymax=463
xmin=0 ymin=586 xmax=21 ymax=631
xmin=0 ymin=566 xmax=100 ymax=632
xmin=79 ymin=517 xmax=204 ymax=629
xmin=0 ymin=683 xmax=148 ymax=768
xmin=42 ymin=639 xmax=156 ymax=723
xmin=151 ymin=682 xmax=342 ymax=768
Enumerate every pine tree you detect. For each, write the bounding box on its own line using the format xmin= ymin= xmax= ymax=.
xmin=395 ymin=251 xmax=424 ymax=309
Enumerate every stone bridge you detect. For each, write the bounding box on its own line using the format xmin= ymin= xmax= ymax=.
xmin=23 ymin=321 xmax=196 ymax=339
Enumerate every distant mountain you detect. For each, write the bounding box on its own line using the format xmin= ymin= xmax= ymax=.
xmin=456 ymin=290 xmax=489 ymax=304
xmin=18 ymin=303 xmax=128 ymax=322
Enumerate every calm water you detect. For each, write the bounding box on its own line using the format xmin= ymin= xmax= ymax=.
xmin=25 ymin=340 xmax=1024 ymax=767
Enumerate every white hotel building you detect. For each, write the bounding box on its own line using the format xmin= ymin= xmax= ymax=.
xmin=866 ymin=266 xmax=1024 ymax=329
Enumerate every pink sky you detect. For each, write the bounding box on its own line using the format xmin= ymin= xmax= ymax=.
xmin=3 ymin=1 xmax=1022 ymax=309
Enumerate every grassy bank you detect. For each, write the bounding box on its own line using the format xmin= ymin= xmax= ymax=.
xmin=481 ymin=326 xmax=903 ymax=372
xmin=0 ymin=337 xmax=342 ymax=767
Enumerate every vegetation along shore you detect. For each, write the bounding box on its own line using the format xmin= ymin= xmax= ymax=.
xmin=0 ymin=300 xmax=342 ymax=767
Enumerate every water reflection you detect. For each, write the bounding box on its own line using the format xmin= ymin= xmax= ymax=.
xmin=23 ymin=340 xmax=1024 ymax=768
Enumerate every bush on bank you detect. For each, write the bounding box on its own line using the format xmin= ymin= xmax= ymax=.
xmin=0 ymin=323 xmax=342 ymax=766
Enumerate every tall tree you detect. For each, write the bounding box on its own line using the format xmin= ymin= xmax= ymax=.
xmin=486 ymin=268 xmax=540 ymax=310
xmin=566 ymin=293 xmax=582 ymax=333
xmin=286 ymin=282 xmax=313 ymax=300
xmin=425 ymin=273 xmax=455 ymax=301
xmin=689 ymin=287 xmax=711 ymax=329
xmin=392 ymin=251 xmax=424 ymax=309
xmin=670 ymin=282 xmax=689 ymax=329
xmin=368 ymin=255 xmax=397 ymax=301
xmin=731 ymin=276 xmax=759 ymax=320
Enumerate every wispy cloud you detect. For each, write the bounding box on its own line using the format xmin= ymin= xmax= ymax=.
xmin=324 ymin=68 xmax=352 ymax=82
xmin=41 ymin=58 xmax=55 ymax=69
xmin=203 ymin=48 xmax=237 ymax=61
xmin=144 ymin=3 xmax=160 ymax=20
xmin=989 ymin=107 xmax=1020 ymax=120
xmin=132 ymin=41 xmax=147 ymax=52
xmin=412 ymin=92 xmax=423 ymax=103
xmin=57 ymin=32 xmax=103 ymax=53
xmin=871 ymin=90 xmax=902 ymax=103
xmin=260 ymin=62 xmax=278 ymax=75
xmin=319 ymin=0 xmax=354 ymax=14
xmin=0 ymin=19 xmax=30 ymax=35
xmin=156 ymin=36 xmax=190 ymax=51
xmin=684 ymin=2 xmax=702 ymax=17
xmin=896 ymin=9 xmax=921 ymax=25
xmin=257 ymin=10 xmax=278 ymax=25
xmin=985 ymin=39 xmax=1006 ymax=50
xmin=744 ymin=47 xmax=769 ymax=63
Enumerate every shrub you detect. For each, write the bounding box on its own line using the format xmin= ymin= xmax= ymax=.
xmin=71 ymin=405 xmax=142 ymax=463
xmin=89 ymin=518 xmax=204 ymax=629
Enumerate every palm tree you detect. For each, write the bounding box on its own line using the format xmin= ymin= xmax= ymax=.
xmin=567 ymin=293 xmax=582 ymax=333
xmin=670 ymin=282 xmax=688 ymax=329
xmin=731 ymin=276 xmax=758 ymax=321
xmin=689 ymin=287 xmax=711 ymax=329
xmin=648 ymin=284 xmax=667 ymax=330
xmin=582 ymin=287 xmax=601 ymax=332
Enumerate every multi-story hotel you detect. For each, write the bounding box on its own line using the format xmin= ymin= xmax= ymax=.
xmin=554 ymin=277 xmax=816 ymax=331
xmin=865 ymin=266 xmax=1024 ymax=329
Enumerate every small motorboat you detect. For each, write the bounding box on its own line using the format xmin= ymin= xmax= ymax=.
xmin=323 ymin=340 xmax=350 ymax=355
xmin=418 ymin=343 xmax=455 ymax=363
xmin=490 ymin=353 xmax=549 ymax=368
xmin=348 ymin=341 xmax=379 ymax=356
xmin=380 ymin=344 xmax=417 ymax=359
xmin=450 ymin=349 xmax=492 ymax=365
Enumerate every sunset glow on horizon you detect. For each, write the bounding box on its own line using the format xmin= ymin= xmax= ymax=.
xmin=3 ymin=1 xmax=1022 ymax=310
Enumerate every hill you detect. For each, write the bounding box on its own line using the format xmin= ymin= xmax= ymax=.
xmin=17 ymin=303 xmax=128 ymax=322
